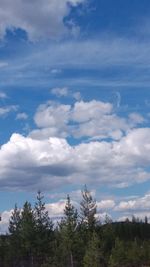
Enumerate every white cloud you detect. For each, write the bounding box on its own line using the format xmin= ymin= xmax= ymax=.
xmin=46 ymin=200 xmax=66 ymax=218
xmin=115 ymin=193 xmax=150 ymax=212
xmin=51 ymin=87 xmax=69 ymax=97
xmin=97 ymin=200 xmax=115 ymax=211
xmin=114 ymin=128 xmax=150 ymax=167
xmin=0 ymin=0 xmax=85 ymax=41
xmin=0 ymin=100 xmax=149 ymax=191
xmin=0 ymin=105 xmax=18 ymax=117
xmin=16 ymin=112 xmax=28 ymax=120
xmin=1 ymin=127 xmax=150 ymax=190
xmin=30 ymin=100 xmax=144 ymax=141
xmin=0 ymin=134 xmax=75 ymax=190
xmin=51 ymin=69 xmax=62 ymax=74
xmin=72 ymin=100 xmax=113 ymax=122
xmin=34 ymin=102 xmax=71 ymax=129
xmin=51 ymin=87 xmax=82 ymax=101
xmin=73 ymin=91 xmax=82 ymax=101
xmin=31 ymin=101 xmax=71 ymax=138
xmin=0 ymin=209 xmax=12 ymax=234
xmin=128 ymin=112 xmax=145 ymax=125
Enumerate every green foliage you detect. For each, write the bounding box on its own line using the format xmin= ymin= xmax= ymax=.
xmin=109 ymin=238 xmax=128 ymax=267
xmin=83 ymin=232 xmax=102 ymax=267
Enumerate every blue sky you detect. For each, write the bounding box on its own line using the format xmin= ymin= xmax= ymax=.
xmin=1 ymin=0 xmax=150 ymax=231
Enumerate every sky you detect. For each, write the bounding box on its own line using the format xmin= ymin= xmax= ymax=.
xmin=1 ymin=0 xmax=150 ymax=232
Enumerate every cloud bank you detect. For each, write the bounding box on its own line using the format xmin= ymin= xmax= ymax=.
xmin=0 ymin=127 xmax=150 ymax=190
xmin=0 ymin=0 xmax=85 ymax=40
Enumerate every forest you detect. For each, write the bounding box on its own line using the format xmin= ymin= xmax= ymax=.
xmin=0 ymin=187 xmax=150 ymax=267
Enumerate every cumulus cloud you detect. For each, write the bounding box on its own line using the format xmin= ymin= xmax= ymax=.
xmin=1 ymin=126 xmax=150 ymax=190
xmin=30 ymin=100 xmax=144 ymax=140
xmin=0 ymin=0 xmax=85 ymax=41
xmin=31 ymin=101 xmax=71 ymax=138
xmin=0 ymin=98 xmax=148 ymax=192
xmin=115 ymin=193 xmax=150 ymax=212
xmin=72 ymin=100 xmax=113 ymax=122
xmin=97 ymin=200 xmax=115 ymax=211
xmin=46 ymin=200 xmax=66 ymax=219
xmin=128 ymin=112 xmax=145 ymax=125
xmin=0 ymin=134 xmax=75 ymax=190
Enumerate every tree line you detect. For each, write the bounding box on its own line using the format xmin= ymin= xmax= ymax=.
xmin=0 ymin=186 xmax=150 ymax=267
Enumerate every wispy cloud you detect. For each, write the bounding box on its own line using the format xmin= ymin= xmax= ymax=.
xmin=16 ymin=112 xmax=28 ymax=120
xmin=1 ymin=37 xmax=150 ymax=88
xmin=0 ymin=105 xmax=18 ymax=117
xmin=0 ymin=92 xmax=7 ymax=99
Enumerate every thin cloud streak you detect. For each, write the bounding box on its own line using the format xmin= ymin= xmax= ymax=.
xmin=1 ymin=37 xmax=150 ymax=88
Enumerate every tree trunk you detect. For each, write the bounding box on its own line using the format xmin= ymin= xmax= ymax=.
xmin=70 ymin=251 xmax=74 ymax=267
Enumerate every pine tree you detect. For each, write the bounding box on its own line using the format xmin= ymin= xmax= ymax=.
xmin=34 ymin=191 xmax=52 ymax=231
xmin=80 ymin=185 xmax=97 ymax=231
xmin=63 ymin=194 xmax=78 ymax=231
xmin=9 ymin=203 xmax=21 ymax=234
xmin=8 ymin=204 xmax=22 ymax=266
xmin=19 ymin=201 xmax=36 ymax=266
xmin=58 ymin=195 xmax=78 ymax=267
xmin=34 ymin=191 xmax=53 ymax=264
